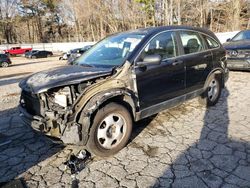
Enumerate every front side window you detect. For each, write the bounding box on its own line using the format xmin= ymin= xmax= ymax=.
xmin=180 ymin=31 xmax=205 ymax=54
xmin=76 ymin=33 xmax=145 ymax=67
xmin=138 ymin=31 xmax=178 ymax=61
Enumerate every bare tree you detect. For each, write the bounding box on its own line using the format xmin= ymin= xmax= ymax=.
xmin=0 ymin=0 xmax=249 ymax=43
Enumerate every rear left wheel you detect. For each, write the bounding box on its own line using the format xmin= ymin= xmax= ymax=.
xmin=205 ymin=75 xmax=222 ymax=106
xmin=86 ymin=102 xmax=132 ymax=157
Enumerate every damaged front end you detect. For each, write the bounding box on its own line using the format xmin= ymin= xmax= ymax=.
xmin=19 ymin=81 xmax=94 ymax=144
xmin=19 ymin=62 xmax=138 ymax=145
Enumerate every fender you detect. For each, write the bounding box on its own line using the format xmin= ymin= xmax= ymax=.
xmin=79 ymin=88 xmax=137 ymax=121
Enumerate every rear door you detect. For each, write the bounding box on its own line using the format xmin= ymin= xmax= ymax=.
xmin=202 ymin=34 xmax=225 ymax=69
xmin=135 ymin=31 xmax=185 ymax=109
xmin=178 ymin=30 xmax=213 ymax=93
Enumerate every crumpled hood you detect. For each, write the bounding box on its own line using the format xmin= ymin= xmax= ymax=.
xmin=19 ymin=65 xmax=113 ymax=93
xmin=223 ymin=40 xmax=250 ymax=50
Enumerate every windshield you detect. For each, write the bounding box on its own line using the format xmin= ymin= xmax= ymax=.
xmin=232 ymin=30 xmax=250 ymax=41
xmin=76 ymin=33 xmax=145 ymax=67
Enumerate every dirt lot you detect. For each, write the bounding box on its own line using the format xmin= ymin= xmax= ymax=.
xmin=0 ymin=57 xmax=250 ymax=187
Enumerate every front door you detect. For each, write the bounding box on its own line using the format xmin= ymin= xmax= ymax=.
xmin=135 ymin=31 xmax=185 ymax=109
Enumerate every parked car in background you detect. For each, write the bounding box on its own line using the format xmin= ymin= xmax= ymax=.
xmin=67 ymin=45 xmax=93 ymax=64
xmin=0 ymin=53 xmax=11 ymax=67
xmin=4 ymin=47 xmax=32 ymax=55
xmin=19 ymin=26 xmax=228 ymax=157
xmin=25 ymin=50 xmax=38 ymax=58
xmin=223 ymin=30 xmax=250 ymax=70
xmin=59 ymin=52 xmax=70 ymax=60
xmin=26 ymin=50 xmax=53 ymax=58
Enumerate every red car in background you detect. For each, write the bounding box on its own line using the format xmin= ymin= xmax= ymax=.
xmin=4 ymin=47 xmax=32 ymax=55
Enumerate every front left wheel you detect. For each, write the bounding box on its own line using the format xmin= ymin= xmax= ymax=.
xmin=86 ymin=102 xmax=132 ymax=157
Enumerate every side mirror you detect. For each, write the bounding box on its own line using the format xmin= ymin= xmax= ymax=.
xmin=137 ymin=54 xmax=161 ymax=67
xmin=226 ymin=38 xmax=231 ymax=42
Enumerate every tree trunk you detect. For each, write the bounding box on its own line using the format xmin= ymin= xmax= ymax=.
xmin=232 ymin=0 xmax=241 ymax=31
xmin=164 ymin=0 xmax=169 ymax=25
xmin=27 ymin=19 xmax=31 ymax=42
xmin=170 ymin=0 xmax=173 ymax=25
xmin=177 ymin=0 xmax=181 ymax=25
xmin=200 ymin=0 xmax=203 ymax=27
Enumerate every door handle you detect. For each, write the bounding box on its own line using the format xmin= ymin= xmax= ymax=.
xmin=204 ymin=54 xmax=212 ymax=58
xmin=172 ymin=60 xmax=183 ymax=66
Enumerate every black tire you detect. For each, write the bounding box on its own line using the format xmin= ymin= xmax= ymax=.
xmin=1 ymin=62 xmax=9 ymax=68
xmin=203 ymin=74 xmax=222 ymax=106
xmin=86 ymin=102 xmax=132 ymax=157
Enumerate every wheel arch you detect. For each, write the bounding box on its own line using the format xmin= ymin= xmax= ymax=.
xmin=75 ymin=89 xmax=138 ymax=145
xmin=204 ymin=68 xmax=224 ymax=90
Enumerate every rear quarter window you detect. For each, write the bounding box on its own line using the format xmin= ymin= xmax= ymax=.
xmin=203 ymin=35 xmax=220 ymax=49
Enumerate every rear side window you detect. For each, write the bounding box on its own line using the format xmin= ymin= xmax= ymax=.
xmin=138 ymin=31 xmax=178 ymax=61
xmin=180 ymin=31 xmax=205 ymax=54
xmin=203 ymin=35 xmax=220 ymax=49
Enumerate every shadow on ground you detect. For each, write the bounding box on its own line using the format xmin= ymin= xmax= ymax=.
xmin=153 ymin=88 xmax=250 ymax=187
xmin=0 ymin=108 xmax=65 ymax=183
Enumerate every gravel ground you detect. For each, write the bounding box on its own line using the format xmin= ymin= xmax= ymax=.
xmin=0 ymin=58 xmax=250 ymax=188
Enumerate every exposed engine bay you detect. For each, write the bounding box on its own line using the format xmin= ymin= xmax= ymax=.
xmin=21 ymin=79 xmax=100 ymax=141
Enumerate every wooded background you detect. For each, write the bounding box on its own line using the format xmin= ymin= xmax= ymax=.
xmin=0 ymin=0 xmax=249 ymax=44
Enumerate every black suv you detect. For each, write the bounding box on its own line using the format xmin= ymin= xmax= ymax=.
xmin=19 ymin=26 xmax=229 ymax=156
xmin=0 ymin=53 xmax=11 ymax=67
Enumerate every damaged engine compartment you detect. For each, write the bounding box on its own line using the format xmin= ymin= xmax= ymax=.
xmin=21 ymin=78 xmax=103 ymax=141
